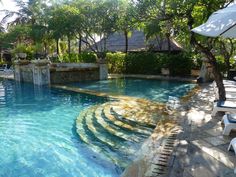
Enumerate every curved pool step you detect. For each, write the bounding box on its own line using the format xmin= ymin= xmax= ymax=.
xmin=111 ymin=106 xmax=156 ymax=129
xmin=76 ymin=107 xmax=128 ymax=168
xmin=85 ymin=106 xmax=123 ymax=147
xmin=103 ymin=103 xmax=153 ymax=135
xmin=94 ymin=106 xmax=141 ymax=143
xmin=85 ymin=108 xmax=137 ymax=155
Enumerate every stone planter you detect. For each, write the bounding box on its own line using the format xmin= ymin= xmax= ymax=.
xmin=161 ymin=68 xmax=170 ymax=76
xmin=31 ymin=59 xmax=51 ymax=66
xmin=17 ymin=53 xmax=27 ymax=59
xmin=13 ymin=59 xmax=30 ymax=65
xmin=191 ymin=69 xmax=200 ymax=77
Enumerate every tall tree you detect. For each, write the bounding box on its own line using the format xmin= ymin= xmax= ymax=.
xmin=77 ymin=0 xmax=118 ymax=58
xmin=116 ymin=0 xmax=137 ymax=53
xmin=47 ymin=4 xmax=82 ymax=56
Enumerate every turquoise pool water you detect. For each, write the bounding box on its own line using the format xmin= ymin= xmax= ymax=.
xmin=69 ymin=78 xmax=196 ymax=102
xmin=0 ymin=80 xmax=126 ymax=177
xmin=0 ymin=78 xmax=195 ymax=177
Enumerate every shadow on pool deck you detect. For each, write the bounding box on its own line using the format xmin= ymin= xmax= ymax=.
xmin=168 ymin=83 xmax=236 ymax=177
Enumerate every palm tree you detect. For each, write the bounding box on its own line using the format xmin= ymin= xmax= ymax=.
xmin=1 ymin=0 xmax=45 ymax=26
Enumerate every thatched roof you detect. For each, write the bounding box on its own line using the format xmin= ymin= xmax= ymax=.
xmin=88 ymin=30 xmax=183 ymax=52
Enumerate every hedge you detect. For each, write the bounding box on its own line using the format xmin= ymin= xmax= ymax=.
xmin=59 ymin=52 xmax=97 ymax=63
xmin=106 ymin=52 xmax=192 ymax=76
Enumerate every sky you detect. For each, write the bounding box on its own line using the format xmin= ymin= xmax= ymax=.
xmin=0 ymin=0 xmax=19 ymax=28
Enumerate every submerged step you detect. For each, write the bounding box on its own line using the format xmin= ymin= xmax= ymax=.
xmin=76 ymin=107 xmax=128 ymax=168
xmin=85 ymin=106 xmax=121 ymax=147
xmin=111 ymin=107 xmax=156 ymax=129
xmin=94 ymin=106 xmax=141 ymax=143
xmin=104 ymin=103 xmax=153 ymax=135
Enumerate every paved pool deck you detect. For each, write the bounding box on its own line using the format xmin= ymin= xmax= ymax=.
xmin=168 ymin=83 xmax=236 ymax=177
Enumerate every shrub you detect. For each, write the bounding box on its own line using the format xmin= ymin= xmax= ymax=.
xmin=106 ymin=52 xmax=126 ymax=73
xmin=106 ymin=52 xmax=192 ymax=76
xmin=60 ymin=52 xmax=97 ymax=63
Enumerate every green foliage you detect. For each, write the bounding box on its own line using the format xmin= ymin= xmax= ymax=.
xmin=106 ymin=52 xmax=126 ymax=73
xmin=59 ymin=52 xmax=97 ymax=63
xmin=12 ymin=43 xmax=38 ymax=60
xmin=216 ymin=55 xmax=227 ymax=73
xmin=164 ymin=53 xmax=192 ymax=76
xmin=107 ymin=52 xmax=192 ymax=76
xmin=12 ymin=43 xmax=28 ymax=54
xmin=0 ymin=60 xmax=6 ymax=66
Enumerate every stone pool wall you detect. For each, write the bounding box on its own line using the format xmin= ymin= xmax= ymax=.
xmin=14 ymin=61 xmax=108 ymax=85
xmin=50 ymin=65 xmax=99 ymax=84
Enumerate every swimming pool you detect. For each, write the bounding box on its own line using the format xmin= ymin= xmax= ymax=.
xmin=68 ymin=78 xmax=196 ymax=102
xmin=0 ymin=78 xmax=195 ymax=177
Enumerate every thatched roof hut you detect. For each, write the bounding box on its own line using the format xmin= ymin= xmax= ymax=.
xmin=88 ymin=30 xmax=183 ymax=53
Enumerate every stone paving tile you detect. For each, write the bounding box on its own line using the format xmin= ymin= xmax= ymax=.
xmin=187 ymin=131 xmax=212 ymax=141
xmin=191 ymin=139 xmax=213 ymax=148
xmin=204 ymin=136 xmax=228 ymax=146
xmin=202 ymin=146 xmax=235 ymax=168
xmin=217 ymin=144 xmax=235 ymax=157
xmin=184 ymin=165 xmax=216 ymax=177
xmin=205 ymin=127 xmax=224 ymax=136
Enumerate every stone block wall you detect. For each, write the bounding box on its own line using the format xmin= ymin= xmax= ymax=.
xmin=14 ymin=63 xmax=33 ymax=83
xmin=50 ymin=67 xmax=100 ymax=84
xmin=14 ymin=61 xmax=107 ymax=85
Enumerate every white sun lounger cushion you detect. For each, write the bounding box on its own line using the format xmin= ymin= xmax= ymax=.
xmin=228 ymin=137 xmax=236 ymax=154
xmin=212 ymin=101 xmax=236 ymax=116
xmin=217 ymin=101 xmax=236 ymax=108
xmin=222 ymin=114 xmax=236 ymax=135
xmin=228 ymin=137 xmax=236 ymax=173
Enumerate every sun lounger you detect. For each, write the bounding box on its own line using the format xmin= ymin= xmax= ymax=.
xmin=228 ymin=137 xmax=236 ymax=173
xmin=222 ymin=114 xmax=236 ymax=135
xmin=228 ymin=137 xmax=236 ymax=153
xmin=212 ymin=101 xmax=236 ymax=116
xmin=213 ymin=80 xmax=236 ymax=88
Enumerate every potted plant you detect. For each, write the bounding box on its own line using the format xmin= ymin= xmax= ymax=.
xmin=13 ymin=43 xmax=28 ymax=60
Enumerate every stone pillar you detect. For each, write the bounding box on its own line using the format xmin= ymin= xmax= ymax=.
xmin=14 ymin=63 xmax=21 ymax=82
xmin=32 ymin=60 xmax=50 ymax=85
xmin=198 ymin=59 xmax=214 ymax=83
xmin=13 ymin=60 xmax=30 ymax=82
xmin=99 ymin=64 xmax=108 ymax=80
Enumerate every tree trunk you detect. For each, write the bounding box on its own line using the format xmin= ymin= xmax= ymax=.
xmin=206 ymin=54 xmax=226 ymax=101
xmin=225 ymin=57 xmax=230 ymax=79
xmin=44 ymin=42 xmax=47 ymax=55
xmin=187 ymin=12 xmax=226 ymax=101
xmin=190 ymin=33 xmax=226 ymax=101
xmin=104 ymin=37 xmax=107 ymax=52
xmin=68 ymin=37 xmax=71 ymax=55
xmin=124 ymin=30 xmax=128 ymax=53
xmin=78 ymin=34 xmax=82 ymax=54
xmin=166 ymin=33 xmax=171 ymax=52
xmin=56 ymin=39 xmax=59 ymax=56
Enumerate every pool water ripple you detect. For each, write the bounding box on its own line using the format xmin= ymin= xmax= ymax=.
xmin=0 ymin=80 xmax=123 ymax=177
xmin=0 ymin=78 xmax=195 ymax=177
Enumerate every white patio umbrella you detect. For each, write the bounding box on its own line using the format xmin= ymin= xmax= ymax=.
xmin=192 ymin=4 xmax=236 ymax=38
